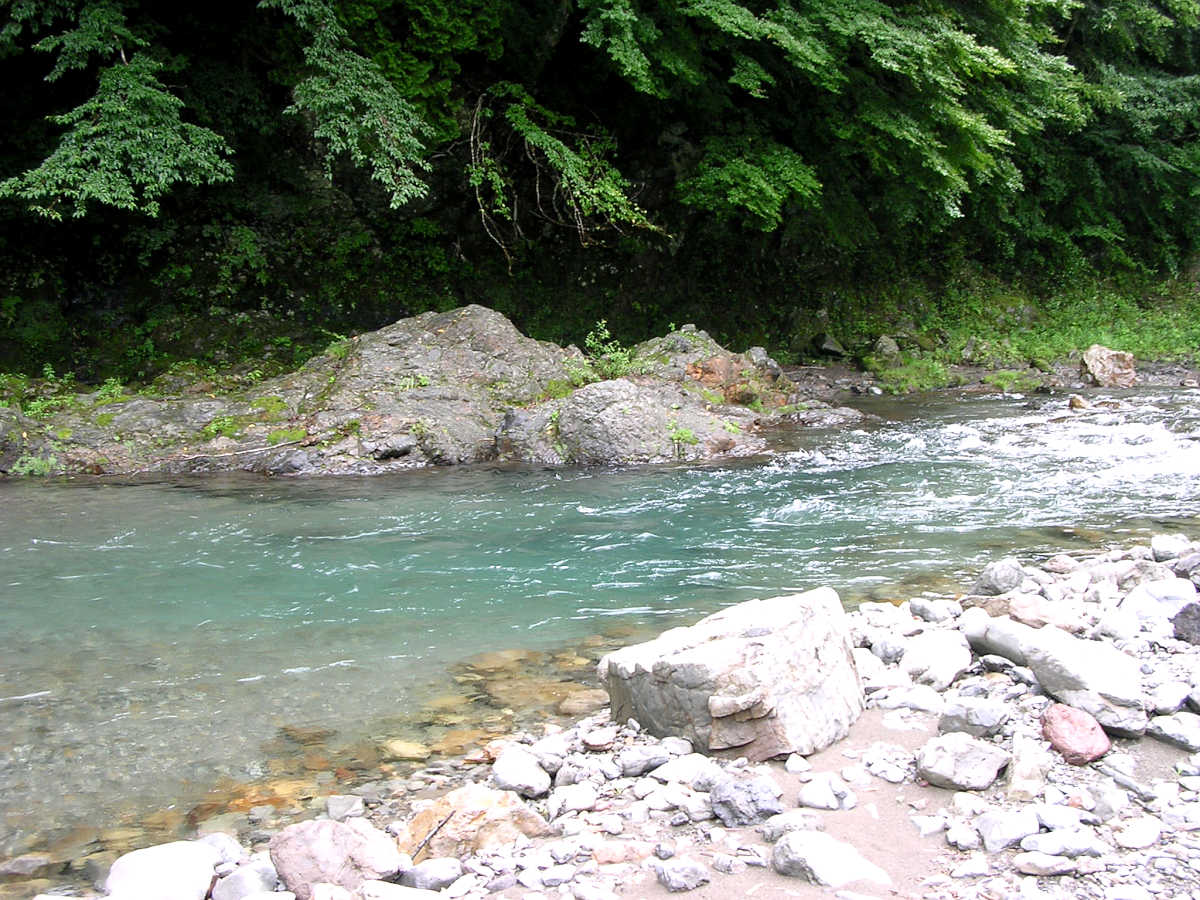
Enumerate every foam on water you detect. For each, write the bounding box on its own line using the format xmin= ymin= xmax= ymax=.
xmin=0 ymin=389 xmax=1197 ymax=857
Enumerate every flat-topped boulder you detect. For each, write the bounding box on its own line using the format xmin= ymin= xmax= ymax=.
xmin=598 ymin=588 xmax=864 ymax=761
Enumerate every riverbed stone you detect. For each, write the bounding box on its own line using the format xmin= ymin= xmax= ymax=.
xmin=269 ymin=820 xmax=406 ymax=900
xmin=104 ymin=840 xmax=222 ymax=900
xmin=1020 ymin=624 xmax=1148 ymax=735
xmin=976 ymin=808 xmax=1040 ymax=852
xmin=1120 ymin=578 xmax=1198 ymax=635
xmin=396 ymin=783 xmax=549 ymax=858
xmin=325 ymin=795 xmax=364 ymax=821
xmin=973 ymin=558 xmax=1026 ymax=595
xmin=1152 ymin=534 xmax=1192 ymax=562
xmin=939 ymin=696 xmax=1010 ymax=737
xmin=708 ymin=775 xmax=783 ymax=826
xmin=1172 ymin=603 xmax=1200 ymax=645
xmin=1013 ymin=851 xmax=1077 ymax=876
xmin=653 ymin=856 xmax=710 ymax=891
xmin=212 ymin=854 xmax=280 ymax=900
xmin=1146 ymin=712 xmax=1200 ymax=751
xmin=1020 ymin=828 xmax=1110 ymax=858
xmin=1042 ymin=703 xmax=1111 ymax=764
xmin=599 ymin=588 xmax=863 ymax=760
xmin=757 ymin=810 xmax=824 ymax=842
xmin=491 ymin=745 xmax=552 ymax=798
xmin=398 ymin=858 xmax=463 ymax=891
xmin=901 ymin=630 xmax=972 ymax=690
xmin=771 ymin=831 xmax=891 ymax=888
xmin=915 ymin=733 xmax=1010 ymax=791
xmin=797 ymin=772 xmax=856 ymax=810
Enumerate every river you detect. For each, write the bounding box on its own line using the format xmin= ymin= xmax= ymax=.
xmin=1 ymin=388 xmax=1197 ymax=867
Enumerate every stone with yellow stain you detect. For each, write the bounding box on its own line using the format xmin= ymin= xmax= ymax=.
xmin=401 ymin=783 xmax=550 ymax=860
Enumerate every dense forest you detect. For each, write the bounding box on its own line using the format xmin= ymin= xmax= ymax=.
xmin=0 ymin=0 xmax=1198 ymax=380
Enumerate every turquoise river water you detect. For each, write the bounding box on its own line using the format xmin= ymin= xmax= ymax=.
xmin=1 ymin=389 xmax=1198 ymax=867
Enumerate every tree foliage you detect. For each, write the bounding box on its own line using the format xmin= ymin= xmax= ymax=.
xmin=0 ymin=0 xmax=1197 ymax=372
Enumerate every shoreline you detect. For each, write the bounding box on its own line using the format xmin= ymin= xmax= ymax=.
xmin=6 ymin=528 xmax=1200 ymax=899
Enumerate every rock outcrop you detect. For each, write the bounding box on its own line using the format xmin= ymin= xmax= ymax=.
xmin=597 ymin=588 xmax=864 ymax=761
xmin=2 ymin=307 xmax=824 ymax=476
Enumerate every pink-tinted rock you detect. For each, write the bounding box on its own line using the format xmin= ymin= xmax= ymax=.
xmin=1042 ymin=703 xmax=1110 ymax=765
xmin=269 ymin=819 xmax=406 ymax=900
xmin=1081 ymin=345 xmax=1136 ymax=388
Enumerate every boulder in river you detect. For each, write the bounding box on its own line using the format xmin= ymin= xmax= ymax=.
xmin=598 ymin=588 xmax=863 ymax=761
xmin=1081 ymin=344 xmax=1137 ymax=387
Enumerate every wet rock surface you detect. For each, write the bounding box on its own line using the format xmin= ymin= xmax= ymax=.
xmin=12 ymin=531 xmax=1200 ymax=900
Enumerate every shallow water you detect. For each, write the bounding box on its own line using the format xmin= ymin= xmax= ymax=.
xmin=1 ymin=388 xmax=1198 ymax=864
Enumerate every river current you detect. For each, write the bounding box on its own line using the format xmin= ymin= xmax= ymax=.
xmin=1 ymin=388 xmax=1198 ymax=863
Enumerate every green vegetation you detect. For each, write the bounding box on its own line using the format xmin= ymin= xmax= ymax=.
xmin=250 ymin=396 xmax=289 ymax=419
xmin=0 ymin=0 xmax=1196 ymax=379
xmin=583 ymin=320 xmax=645 ymax=380
xmin=667 ymin=422 xmax=699 ymax=446
xmin=397 ymin=373 xmax=430 ymax=391
xmin=983 ymin=370 xmax=1042 ymax=393
xmin=10 ymin=454 xmax=56 ymax=476
xmin=94 ymin=377 xmax=126 ymax=405
xmin=864 ymin=355 xmax=952 ymax=395
xmin=200 ymin=415 xmax=241 ymax=441
xmin=267 ymin=426 xmax=307 ymax=445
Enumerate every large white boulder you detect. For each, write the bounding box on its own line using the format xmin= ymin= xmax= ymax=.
xmin=598 ymin=588 xmax=863 ymax=760
xmin=104 ymin=840 xmax=221 ymax=900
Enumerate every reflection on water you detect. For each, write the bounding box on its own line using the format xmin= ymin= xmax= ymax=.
xmin=0 ymin=388 xmax=1198 ymax=867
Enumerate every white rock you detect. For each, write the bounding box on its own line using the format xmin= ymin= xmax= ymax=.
xmin=915 ymin=733 xmax=1010 ymax=791
xmin=398 ymin=858 xmax=463 ymax=892
xmin=1012 ymin=852 xmax=1076 ymax=876
xmin=871 ymin=684 xmax=945 ymax=715
xmin=1113 ymin=815 xmax=1162 ymax=849
xmin=976 ymin=808 xmax=1040 ymax=852
xmin=212 ymin=854 xmax=279 ymax=900
xmin=653 ymin=856 xmax=709 ymax=891
xmin=945 ymin=820 xmax=981 ymax=851
xmin=105 ymin=841 xmax=221 ymax=900
xmin=1149 ymin=680 xmax=1192 ymax=715
xmin=949 ymin=853 xmax=990 ymax=878
xmin=1020 ymin=828 xmax=1109 ymax=857
xmin=771 ymin=831 xmax=891 ymax=888
xmin=1151 ymin=534 xmax=1192 ymax=562
xmin=325 ymin=795 xmax=365 ymax=821
xmin=901 ymin=631 xmax=972 ymax=691
xmin=360 ymin=882 xmax=443 ymax=899
xmin=648 ymin=753 xmax=725 ymax=790
xmin=1120 ymin=578 xmax=1197 ymax=633
xmin=1006 ymin=733 xmax=1052 ymax=802
xmin=939 ymin=696 xmax=1010 ymax=737
xmin=784 ymin=753 xmax=812 ymax=774
xmin=1147 ymin=711 xmax=1200 ymax=751
xmin=757 ymin=810 xmax=824 ymax=842
xmin=492 ymin=746 xmax=552 ymax=798
xmin=548 ymin=782 xmax=599 ymax=818
xmin=797 ymin=772 xmax=856 ymax=811
xmin=910 ymin=596 xmax=963 ymax=623
xmin=973 ymin=558 xmax=1026 ymax=595
xmin=599 ymin=589 xmax=864 ymax=761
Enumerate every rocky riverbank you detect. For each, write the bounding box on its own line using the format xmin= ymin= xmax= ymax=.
xmin=9 ymin=530 xmax=1200 ymax=900
xmin=4 ymin=303 xmax=1197 ymax=479
xmin=0 ymin=306 xmax=870 ymax=477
